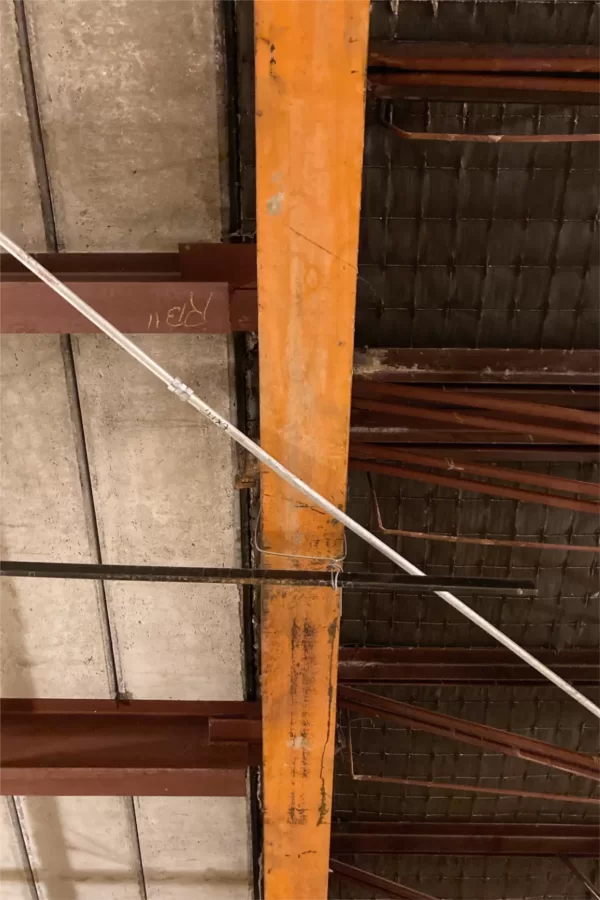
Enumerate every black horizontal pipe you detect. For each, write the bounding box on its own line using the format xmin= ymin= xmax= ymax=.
xmin=0 ymin=561 xmax=536 ymax=597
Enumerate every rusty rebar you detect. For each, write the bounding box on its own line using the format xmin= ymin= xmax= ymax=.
xmin=368 ymin=41 xmax=600 ymax=74
xmin=366 ymin=475 xmax=599 ymax=553
xmin=339 ymin=686 xmax=600 ymax=782
xmin=390 ymin=124 xmax=600 ymax=144
xmin=369 ymin=71 xmax=600 ymax=97
xmin=351 ymin=773 xmax=599 ymax=806
xmin=355 ymin=381 xmax=600 ymax=428
xmin=347 ymin=724 xmax=599 ymax=807
xmin=351 ymin=458 xmax=600 ymax=515
xmin=352 ymin=444 xmax=600 ymax=498
xmin=351 ymin=396 xmax=600 ymax=447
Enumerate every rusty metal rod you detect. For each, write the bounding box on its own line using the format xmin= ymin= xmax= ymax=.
xmin=389 ymin=125 xmax=600 ymax=144
xmin=366 ymin=474 xmax=599 ymax=554
xmin=352 ymin=444 xmax=600 ymax=499
xmin=329 ymin=860 xmax=437 ymax=900
xmin=369 ymin=71 xmax=600 ymax=95
xmin=352 ymin=440 xmax=600 ymax=462
xmin=563 ymin=859 xmax=600 ymax=900
xmin=368 ymin=41 xmax=600 ymax=74
xmin=330 ymin=822 xmax=600 ymax=857
xmin=351 ymin=459 xmax=600 ymax=515
xmin=354 ymin=381 xmax=600 ymax=429
xmin=339 ymin=686 xmax=600 ymax=782
xmin=0 ymin=560 xmax=536 ymax=597
xmin=346 ymin=722 xmax=598 ymax=806
xmin=352 ymin=396 xmax=600 ymax=447
xmin=350 ymin=773 xmax=599 ymax=806
xmin=338 ymin=646 xmax=600 ymax=686
xmin=371 ymin=527 xmax=599 ymax=554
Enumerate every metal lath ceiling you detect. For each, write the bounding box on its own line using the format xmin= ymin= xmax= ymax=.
xmin=357 ymin=99 xmax=599 ymax=349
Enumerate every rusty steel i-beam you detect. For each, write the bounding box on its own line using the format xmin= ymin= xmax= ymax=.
xmin=338 ymin=647 xmax=600 ymax=687
xmin=0 ymin=243 xmax=257 ymax=334
xmin=330 ymin=822 xmax=600 ymax=857
xmin=1 ymin=698 xmax=260 ymax=796
xmin=338 ymin=686 xmax=600 ymax=782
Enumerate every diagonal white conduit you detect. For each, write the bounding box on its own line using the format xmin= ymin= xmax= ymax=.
xmin=1 ymin=230 xmax=598 ymax=720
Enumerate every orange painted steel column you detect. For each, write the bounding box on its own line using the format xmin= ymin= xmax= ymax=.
xmin=254 ymin=2 xmax=369 ymax=897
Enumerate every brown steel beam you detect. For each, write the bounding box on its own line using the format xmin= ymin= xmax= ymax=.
xmin=370 ymin=388 xmax=598 ymax=410
xmin=351 ymin=444 xmax=600 ymax=499
xmin=368 ymin=42 xmax=600 ymax=74
xmin=0 ymin=244 xmax=257 ymax=333
xmin=351 ymin=458 xmax=600 ymax=515
xmin=353 ymin=382 xmax=600 ymax=429
xmin=0 ymin=244 xmax=257 ymax=284
xmin=1 ymin=768 xmax=248 ymax=797
xmin=353 ymin=349 xmax=600 ymax=385
xmin=349 ymin=772 xmax=599 ymax=807
xmin=1 ymin=698 xmax=261 ymax=796
xmin=0 ymin=251 xmax=180 ymax=277
xmin=369 ymin=71 xmax=600 ymax=104
xmin=351 ymin=426 xmax=587 ymax=446
xmin=345 ymin=718 xmax=598 ymax=807
xmin=178 ymin=242 xmax=256 ymax=287
xmin=351 ymin=397 xmax=599 ymax=448
xmin=5 ymin=687 xmax=599 ymax=799
xmin=330 ymin=823 xmax=600 ymax=857
xmin=337 ymin=686 xmax=600 ymax=782
xmin=1 ymin=698 xmax=257 ymax=717
xmin=350 ymin=436 xmax=600 ymax=462
xmin=338 ymin=648 xmax=600 ymax=687
xmin=329 ymin=860 xmax=437 ymax=900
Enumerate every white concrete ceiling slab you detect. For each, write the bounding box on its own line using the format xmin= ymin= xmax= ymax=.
xmin=0 ymin=0 xmax=251 ymax=897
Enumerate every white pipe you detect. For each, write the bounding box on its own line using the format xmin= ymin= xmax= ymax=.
xmin=2 ymin=230 xmax=598 ymax=720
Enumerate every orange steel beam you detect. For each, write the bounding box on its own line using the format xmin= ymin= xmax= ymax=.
xmin=254 ymin=2 xmax=369 ymax=897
